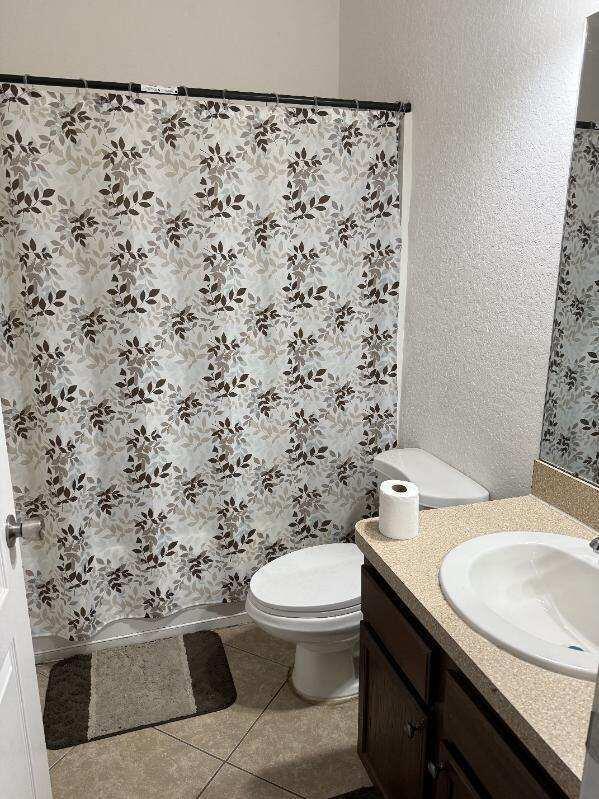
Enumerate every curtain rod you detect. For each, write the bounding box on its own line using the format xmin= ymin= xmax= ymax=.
xmin=576 ymin=120 xmax=598 ymax=129
xmin=0 ymin=74 xmax=411 ymax=113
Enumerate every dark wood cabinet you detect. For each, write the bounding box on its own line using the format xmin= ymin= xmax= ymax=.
xmin=359 ymin=622 xmax=429 ymax=799
xmin=361 ymin=567 xmax=433 ymax=703
xmin=432 ymin=742 xmax=485 ymax=799
xmin=360 ymin=562 xmax=568 ymax=799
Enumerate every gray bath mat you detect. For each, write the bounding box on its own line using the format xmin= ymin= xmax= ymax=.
xmin=43 ymin=630 xmax=236 ymax=748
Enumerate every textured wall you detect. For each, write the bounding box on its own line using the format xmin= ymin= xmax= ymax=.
xmin=0 ymin=0 xmax=340 ymax=96
xmin=340 ymin=0 xmax=599 ymax=498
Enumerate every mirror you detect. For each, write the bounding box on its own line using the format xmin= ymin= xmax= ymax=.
xmin=539 ymin=13 xmax=599 ymax=487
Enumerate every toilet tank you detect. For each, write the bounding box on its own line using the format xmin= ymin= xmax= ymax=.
xmin=374 ymin=448 xmax=489 ymax=509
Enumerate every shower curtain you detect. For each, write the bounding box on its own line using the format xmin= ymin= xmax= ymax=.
xmin=0 ymin=82 xmax=402 ymax=640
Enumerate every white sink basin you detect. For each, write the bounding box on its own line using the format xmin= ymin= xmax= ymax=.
xmin=439 ymin=532 xmax=599 ymax=680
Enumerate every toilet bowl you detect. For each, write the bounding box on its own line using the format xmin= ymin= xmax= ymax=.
xmin=245 ymin=543 xmax=363 ymax=702
xmin=246 ymin=448 xmax=489 ymax=702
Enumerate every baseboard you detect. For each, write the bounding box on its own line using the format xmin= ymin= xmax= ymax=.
xmin=34 ymin=601 xmax=250 ymax=663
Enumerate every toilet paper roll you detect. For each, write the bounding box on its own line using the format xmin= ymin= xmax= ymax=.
xmin=378 ymin=480 xmax=420 ymax=540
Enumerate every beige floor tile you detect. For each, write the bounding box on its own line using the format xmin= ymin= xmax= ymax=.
xmin=37 ymin=670 xmax=48 ymax=709
xmin=36 ymin=662 xmax=52 ymax=679
xmin=201 ymin=763 xmax=300 ymax=798
xmin=47 ymin=744 xmax=70 ymax=770
xmin=228 ymin=685 xmax=369 ymax=799
xmin=159 ymin=645 xmax=288 ymax=759
xmin=219 ymin=623 xmax=296 ymax=666
xmin=50 ymin=728 xmax=221 ymax=799
xmin=36 ymin=657 xmax=63 ymax=679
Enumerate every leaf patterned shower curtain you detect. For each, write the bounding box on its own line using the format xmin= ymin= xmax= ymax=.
xmin=0 ymin=83 xmax=402 ymax=641
xmin=540 ymin=125 xmax=599 ymax=483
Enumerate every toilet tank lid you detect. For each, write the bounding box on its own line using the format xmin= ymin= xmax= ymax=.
xmin=374 ymin=448 xmax=489 ymax=508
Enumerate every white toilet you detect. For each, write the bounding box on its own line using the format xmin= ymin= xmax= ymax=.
xmin=245 ymin=448 xmax=489 ymax=702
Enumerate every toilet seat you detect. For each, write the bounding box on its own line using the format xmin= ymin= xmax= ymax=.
xmin=246 ymin=593 xmax=362 ymax=635
xmin=248 ymin=594 xmax=361 ymax=619
xmin=248 ymin=542 xmax=363 ymax=618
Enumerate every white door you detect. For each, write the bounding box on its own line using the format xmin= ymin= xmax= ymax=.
xmin=0 ymin=404 xmax=52 ymax=798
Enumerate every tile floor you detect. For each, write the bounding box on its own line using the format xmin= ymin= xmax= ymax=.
xmin=37 ymin=623 xmax=370 ymax=799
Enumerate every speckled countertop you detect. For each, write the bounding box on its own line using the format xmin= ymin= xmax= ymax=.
xmin=355 ymin=494 xmax=596 ymax=799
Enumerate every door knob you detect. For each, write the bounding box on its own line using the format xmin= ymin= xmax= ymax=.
xmin=5 ymin=514 xmax=43 ymax=548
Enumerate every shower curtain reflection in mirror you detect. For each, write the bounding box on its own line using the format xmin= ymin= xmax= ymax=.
xmin=540 ymin=16 xmax=599 ymax=487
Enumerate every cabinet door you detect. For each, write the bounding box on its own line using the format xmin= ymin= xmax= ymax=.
xmin=359 ymin=622 xmax=428 ymax=799
xmin=442 ymin=672 xmax=562 ymax=798
xmin=432 ymin=741 xmax=485 ymax=799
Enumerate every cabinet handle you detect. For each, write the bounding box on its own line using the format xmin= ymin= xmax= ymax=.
xmin=428 ymin=761 xmax=445 ymax=780
xmin=437 ymin=745 xmax=486 ymax=799
xmin=404 ymin=720 xmax=424 ymax=739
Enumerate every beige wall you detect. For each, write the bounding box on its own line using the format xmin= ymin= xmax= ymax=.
xmin=0 ymin=0 xmax=340 ymax=96
xmin=340 ymin=0 xmax=599 ymax=499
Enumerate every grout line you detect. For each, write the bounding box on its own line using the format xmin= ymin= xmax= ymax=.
xmin=196 ymin=758 xmax=226 ymax=798
xmin=48 ymin=749 xmax=71 ymax=771
xmin=155 ymin=668 xmax=290 ymax=789
xmin=153 ymin=726 xmax=228 ymax=799
xmin=225 ymin=762 xmax=308 ymax=798
xmin=36 ymin=665 xmax=52 ymax=679
xmin=221 ymin=640 xmax=294 ymax=669
xmin=225 ymin=676 xmax=288 ymax=763
xmin=153 ymin=727 xmax=226 ymax=761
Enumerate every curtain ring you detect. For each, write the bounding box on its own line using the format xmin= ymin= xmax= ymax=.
xmin=313 ymin=96 xmax=318 ymax=108
xmin=77 ymin=78 xmax=88 ymax=102
xmin=355 ymin=99 xmax=359 ymax=111
xmin=128 ymin=82 xmax=133 ymax=95
xmin=181 ymin=85 xmax=188 ymax=98
xmin=23 ymin=74 xmax=28 ymax=85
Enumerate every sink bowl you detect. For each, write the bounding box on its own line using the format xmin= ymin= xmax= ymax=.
xmin=439 ymin=531 xmax=599 ymax=680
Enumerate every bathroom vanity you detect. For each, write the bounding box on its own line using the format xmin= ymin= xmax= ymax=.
xmin=355 ymin=496 xmax=596 ymax=799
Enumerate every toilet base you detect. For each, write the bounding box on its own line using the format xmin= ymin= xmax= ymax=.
xmin=290 ymin=641 xmax=359 ymax=702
